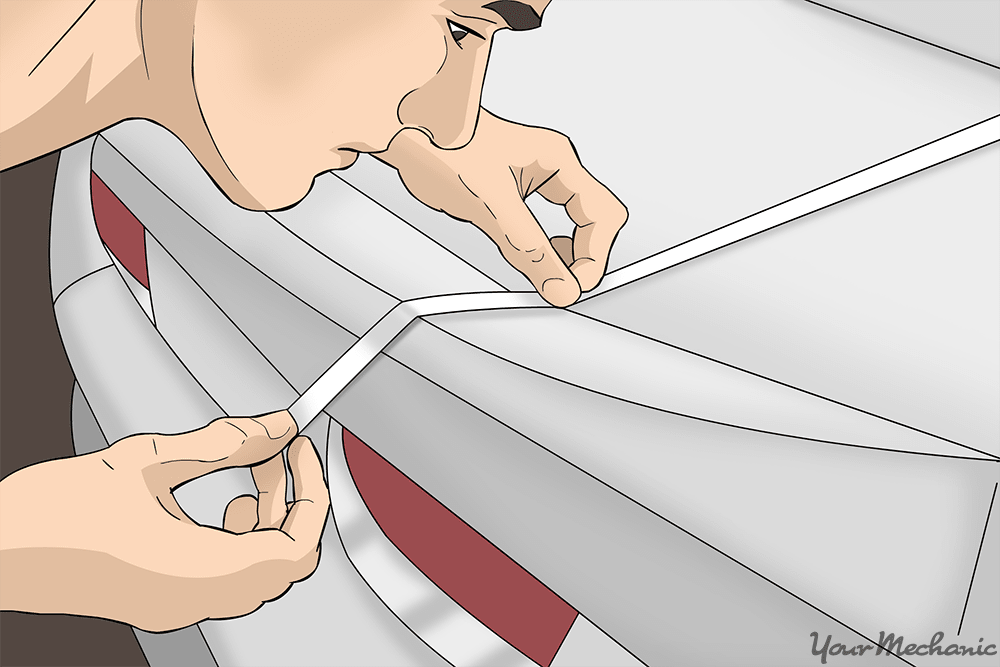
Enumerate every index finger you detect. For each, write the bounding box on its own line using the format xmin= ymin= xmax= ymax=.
xmin=132 ymin=410 xmax=298 ymax=490
xmin=534 ymin=156 xmax=628 ymax=292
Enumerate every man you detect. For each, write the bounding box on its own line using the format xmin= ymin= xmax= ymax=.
xmin=0 ymin=0 xmax=626 ymax=644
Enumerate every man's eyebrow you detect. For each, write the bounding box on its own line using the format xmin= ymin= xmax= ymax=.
xmin=482 ymin=0 xmax=542 ymax=31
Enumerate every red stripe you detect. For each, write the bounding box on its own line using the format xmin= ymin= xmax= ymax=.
xmin=91 ymin=172 xmax=148 ymax=288
xmin=344 ymin=429 xmax=577 ymax=667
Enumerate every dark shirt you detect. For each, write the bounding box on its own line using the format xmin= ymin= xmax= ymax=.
xmin=0 ymin=153 xmax=148 ymax=666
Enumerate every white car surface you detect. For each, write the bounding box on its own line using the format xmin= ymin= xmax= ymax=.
xmin=50 ymin=2 xmax=999 ymax=665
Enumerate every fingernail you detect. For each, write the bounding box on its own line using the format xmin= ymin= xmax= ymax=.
xmin=570 ymin=258 xmax=600 ymax=292
xmin=540 ymin=277 xmax=580 ymax=307
xmin=257 ymin=411 xmax=295 ymax=440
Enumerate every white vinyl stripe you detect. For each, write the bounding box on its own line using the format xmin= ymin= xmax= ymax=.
xmin=289 ymin=116 xmax=999 ymax=431
xmin=290 ymin=291 xmax=546 ymax=428
xmin=591 ymin=116 xmax=999 ymax=296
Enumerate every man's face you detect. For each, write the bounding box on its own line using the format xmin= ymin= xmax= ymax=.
xmin=191 ymin=0 xmax=549 ymax=210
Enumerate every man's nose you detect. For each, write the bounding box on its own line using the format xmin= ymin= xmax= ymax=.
xmin=397 ymin=57 xmax=485 ymax=149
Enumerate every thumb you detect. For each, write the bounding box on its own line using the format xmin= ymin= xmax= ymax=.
xmin=150 ymin=410 xmax=298 ymax=488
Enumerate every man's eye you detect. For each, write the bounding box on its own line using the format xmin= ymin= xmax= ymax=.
xmin=447 ymin=19 xmax=472 ymax=46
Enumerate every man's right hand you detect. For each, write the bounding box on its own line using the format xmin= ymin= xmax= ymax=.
xmin=0 ymin=410 xmax=329 ymax=632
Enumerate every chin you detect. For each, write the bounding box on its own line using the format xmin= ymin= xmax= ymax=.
xmin=233 ymin=176 xmax=311 ymax=212
xmin=234 ymin=152 xmax=359 ymax=212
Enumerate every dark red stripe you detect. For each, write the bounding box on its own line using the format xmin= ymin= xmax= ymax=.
xmin=344 ymin=429 xmax=577 ymax=667
xmin=90 ymin=172 xmax=148 ymax=288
